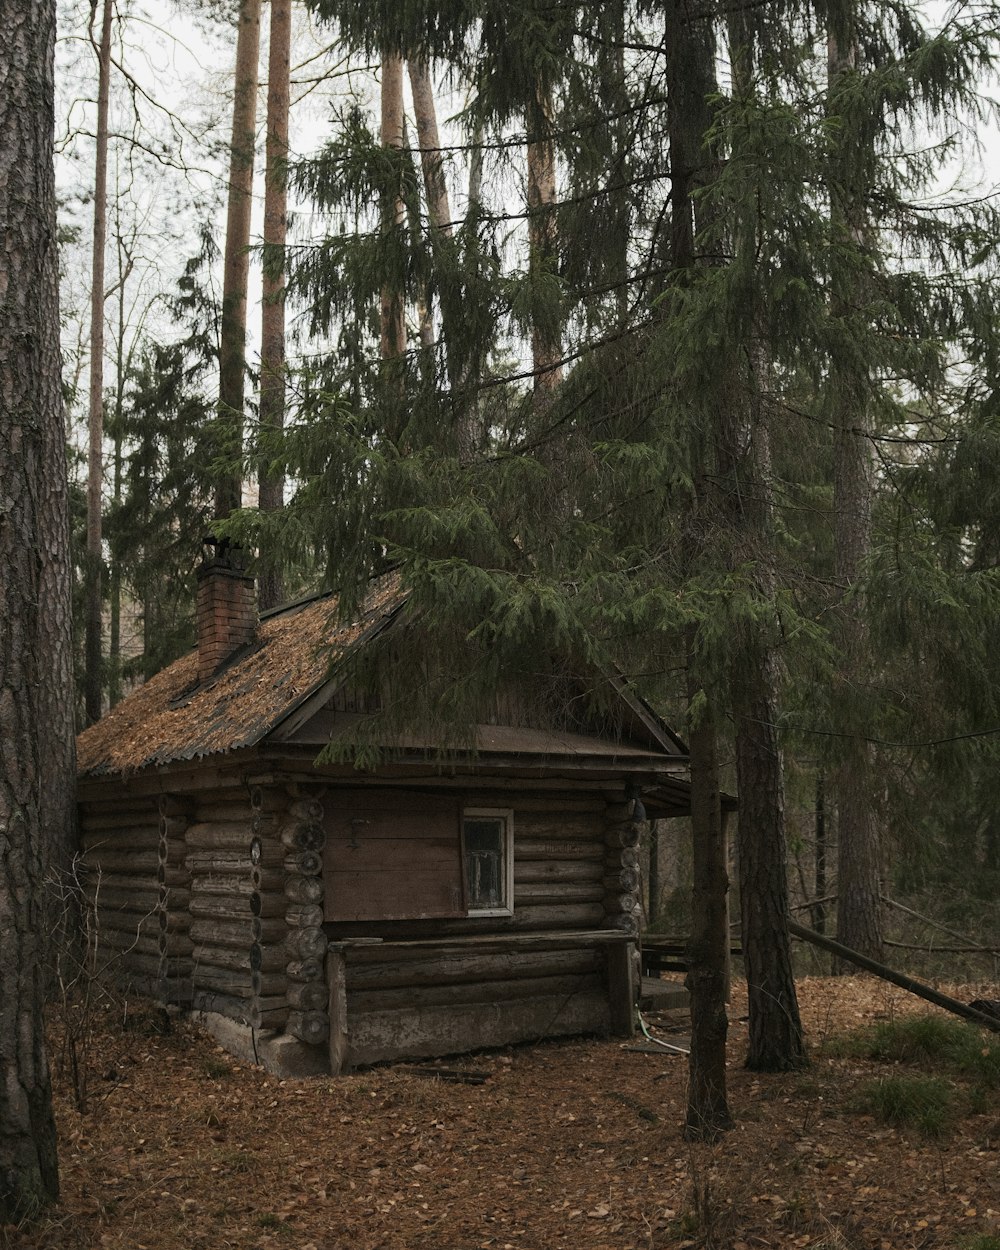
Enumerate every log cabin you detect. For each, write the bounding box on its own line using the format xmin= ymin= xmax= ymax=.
xmin=76 ymin=545 xmax=694 ymax=1076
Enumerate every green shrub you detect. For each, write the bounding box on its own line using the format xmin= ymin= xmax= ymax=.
xmin=859 ymin=1074 xmax=954 ymax=1138
xmin=827 ymin=1014 xmax=1000 ymax=1088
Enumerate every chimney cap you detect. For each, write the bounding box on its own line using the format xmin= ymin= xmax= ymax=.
xmin=200 ymin=534 xmax=248 ymax=575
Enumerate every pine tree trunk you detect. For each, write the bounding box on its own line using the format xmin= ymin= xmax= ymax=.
xmin=526 ymin=82 xmax=561 ymax=409
xmin=257 ymin=0 xmax=291 ymax=612
xmin=0 ymin=0 xmax=67 ymax=1217
xmin=734 ymin=661 xmax=807 ymax=1070
xmin=84 ymin=0 xmax=113 ymax=725
xmin=828 ymin=26 xmax=883 ymax=964
xmin=666 ymin=0 xmax=732 ymax=1134
xmin=407 ymin=58 xmax=478 ymax=460
xmin=379 ymin=54 xmax=407 ymax=365
xmin=216 ymin=0 xmax=261 ymax=520
xmin=684 ymin=640 xmax=733 ymax=1141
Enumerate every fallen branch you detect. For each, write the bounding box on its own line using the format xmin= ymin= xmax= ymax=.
xmin=786 ymin=920 xmax=1000 ymax=1033
xmin=880 ymin=895 xmax=999 ymax=957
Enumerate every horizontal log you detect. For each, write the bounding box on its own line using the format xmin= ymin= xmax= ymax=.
xmin=604 ymin=825 xmax=640 ymax=849
xmin=604 ymin=891 xmax=640 ymax=916
xmin=156 ymin=864 xmax=192 ymax=890
xmin=83 ymin=851 xmax=159 ymax=878
xmin=345 ymin=947 xmax=599 ymax=992
xmin=250 ymin=836 xmax=285 ymax=868
xmin=286 ymin=1009 xmax=329 ymax=1046
xmin=185 ymin=822 xmax=253 ymax=851
xmin=283 ymin=876 xmax=323 ymax=904
xmin=514 ymin=882 xmax=605 ymax=905
xmin=251 ymin=970 xmax=290 ymax=998
xmin=115 ymin=950 xmax=188 ymax=981
xmin=158 ymin=910 xmax=192 ymax=935
xmin=285 ymin=903 xmax=323 ymax=929
xmin=189 ymin=918 xmax=254 ymax=951
xmin=248 ymin=1000 xmax=289 ymax=1031
xmin=83 ymin=869 xmax=159 ymax=896
xmin=158 ymin=933 xmax=195 ymax=958
xmin=250 ymin=916 xmax=288 ymax=944
xmin=80 ymin=796 xmax=160 ymax=819
xmin=249 ymin=942 xmax=289 ymax=973
xmin=193 ymin=964 xmax=253 ymax=994
xmin=192 ymin=944 xmax=255 ymax=974
xmin=285 ymin=981 xmax=327 ymax=1011
xmin=185 ymin=850 xmax=253 ymax=876
xmin=80 ymin=810 xmax=160 ymax=832
xmin=604 ymin=802 xmax=633 ymax=821
xmin=513 ymin=859 xmax=602 ymax=884
xmin=284 ymin=926 xmax=327 ymax=961
xmin=82 ymin=827 xmax=160 ymax=852
xmin=603 ymin=867 xmax=640 ymax=893
xmin=249 ymin=891 xmax=287 ymax=919
xmin=603 ymin=912 xmax=639 ymax=935
xmin=280 ymin=821 xmax=326 ymax=852
xmin=87 ymin=886 xmax=160 ymax=914
xmin=349 ymin=971 xmax=603 ymax=1015
xmin=96 ymin=929 xmax=162 ymax=959
xmin=512 ymin=817 xmax=604 ymax=840
xmin=157 ymin=840 xmax=188 ymax=867
xmin=189 ymin=895 xmax=254 ymax=922
xmin=514 ymin=840 xmax=604 ymax=862
xmin=191 ymin=990 xmax=251 ymax=1022
xmin=250 ymin=867 xmax=285 ymax=894
xmin=158 ymin=815 xmax=190 ymax=838
xmin=284 ymin=850 xmax=321 ymax=876
xmin=193 ymin=801 xmax=256 ymax=825
xmin=287 ymin=957 xmax=324 ymax=983
xmin=288 ymin=799 xmax=323 ymax=823
xmin=510 ymin=903 xmax=605 ymax=930
xmin=190 ymin=875 xmax=258 ymax=901
xmin=158 ymin=794 xmax=195 ymax=818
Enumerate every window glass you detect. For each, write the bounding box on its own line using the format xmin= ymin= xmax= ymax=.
xmin=464 ymin=815 xmax=508 ymax=912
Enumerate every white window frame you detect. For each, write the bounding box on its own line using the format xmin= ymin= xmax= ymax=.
xmin=462 ymin=808 xmax=514 ymax=917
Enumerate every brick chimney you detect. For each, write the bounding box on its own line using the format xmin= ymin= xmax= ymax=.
xmin=196 ymin=539 xmax=256 ymax=682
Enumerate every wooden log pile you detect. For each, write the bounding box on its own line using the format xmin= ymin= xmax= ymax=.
xmin=279 ymin=796 xmax=329 ymax=1046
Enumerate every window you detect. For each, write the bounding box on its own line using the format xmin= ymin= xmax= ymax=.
xmin=463 ymin=809 xmax=513 ymax=916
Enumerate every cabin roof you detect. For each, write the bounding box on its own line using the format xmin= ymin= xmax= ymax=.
xmin=76 ymin=576 xmax=404 ymax=778
xmin=77 ymin=572 xmax=689 ymax=784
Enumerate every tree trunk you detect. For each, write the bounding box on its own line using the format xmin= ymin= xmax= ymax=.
xmin=257 ymin=0 xmax=291 ymax=612
xmin=380 ymin=54 xmax=407 ymax=365
xmin=684 ymin=640 xmax=733 ymax=1141
xmin=84 ymin=0 xmax=113 ymax=725
xmin=665 ymin=0 xmax=732 ymax=1137
xmin=828 ymin=26 xmax=883 ymax=964
xmin=814 ymin=773 xmax=827 ymax=935
xmin=0 ymin=0 xmax=67 ymax=1216
xmin=216 ymin=0 xmax=261 ymax=520
xmin=526 ymin=81 xmax=561 ymax=409
xmin=733 ymin=660 xmax=807 ymax=1070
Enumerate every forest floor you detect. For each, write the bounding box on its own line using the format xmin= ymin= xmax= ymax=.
xmin=4 ymin=975 xmax=1000 ymax=1250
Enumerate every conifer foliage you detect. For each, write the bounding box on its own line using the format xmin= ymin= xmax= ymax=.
xmin=259 ymin=0 xmax=1000 ymax=1096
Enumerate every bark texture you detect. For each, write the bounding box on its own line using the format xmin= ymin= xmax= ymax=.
xmin=216 ymin=0 xmax=261 ymax=520
xmin=684 ymin=652 xmax=733 ymax=1140
xmin=257 ymin=0 xmax=291 ymax=612
xmin=0 ymin=0 xmax=66 ymax=1217
xmin=666 ymin=0 xmax=732 ymax=1137
xmin=84 ymin=0 xmax=113 ymax=724
xmin=526 ymin=82 xmax=561 ymax=408
xmin=379 ymin=54 xmax=407 ymax=365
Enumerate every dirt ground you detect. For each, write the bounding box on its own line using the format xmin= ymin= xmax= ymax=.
xmin=5 ymin=976 xmax=1000 ymax=1250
